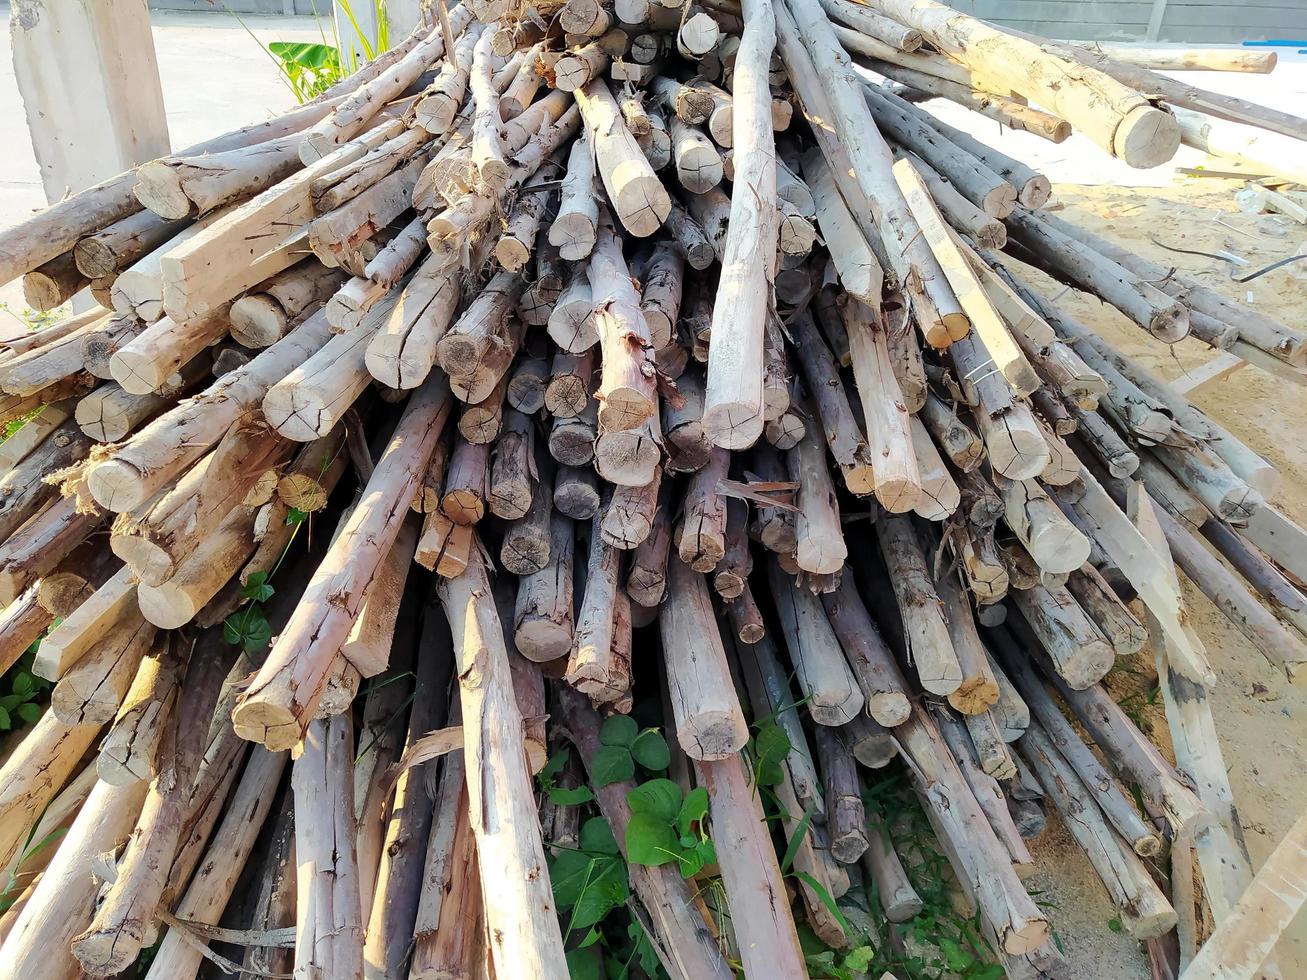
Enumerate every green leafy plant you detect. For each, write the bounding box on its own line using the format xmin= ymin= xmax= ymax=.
xmin=625 ymin=779 xmax=715 ymax=878
xmin=0 ymin=642 xmax=52 ymax=732
xmin=228 ymin=0 xmax=392 ymax=105
xmin=590 ymin=714 xmax=670 ymax=787
xmin=222 ymin=506 xmax=310 ymax=654
xmin=268 ymin=40 xmax=343 ymax=102
xmin=538 ymin=749 xmax=596 ymax=807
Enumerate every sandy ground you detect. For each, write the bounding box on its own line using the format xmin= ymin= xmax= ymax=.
xmin=2 ymin=9 xmax=1307 ymax=978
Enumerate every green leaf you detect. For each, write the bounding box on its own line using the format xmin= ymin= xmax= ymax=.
xmin=15 ymin=702 xmax=40 ymax=725
xmin=579 ymin=817 xmax=620 ymax=856
xmin=547 ymin=785 xmax=596 ymax=807
xmin=1107 ymin=915 xmax=1123 ymax=934
xmin=267 ymin=41 xmax=340 ymax=70
xmin=578 ymin=926 xmax=603 ymax=949
xmin=629 ymin=729 xmax=670 ymax=771
xmin=566 ymin=947 xmax=601 ymax=980
xmin=223 ymin=606 xmax=272 ymax=653
xmin=0 ymin=706 xmax=10 ymax=730
xmin=755 ymin=722 xmax=792 ymax=785
xmin=590 ymin=745 xmax=634 ymax=787
xmin=241 ymin=572 xmax=275 ymax=603
xmin=540 ymin=749 xmax=569 ymax=782
xmin=676 ymin=843 xmax=707 ymax=879
xmin=570 ymin=872 xmax=625 ymax=930
xmin=625 ymin=812 xmax=679 ymax=867
xmin=550 ymin=850 xmax=595 ymax=909
xmin=677 ymin=786 xmax=710 ymax=837
xmin=780 ymin=805 xmax=815 ymax=874
xmin=286 ymin=507 xmax=309 ymax=525
xmin=626 ymin=778 xmax=681 ymax=824
xmin=599 ymin=714 xmax=639 ymax=748
xmin=10 ymin=672 xmax=33 ymax=697
xmin=627 ymin=921 xmax=660 ymax=978
xmin=842 ymin=945 xmax=875 ymax=973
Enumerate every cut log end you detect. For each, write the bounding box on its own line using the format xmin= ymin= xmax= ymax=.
xmin=88 ymin=461 xmax=149 ymax=514
xmin=231 ymin=699 xmax=304 ymax=752
xmin=676 ymin=709 xmax=749 ymax=761
xmin=703 ymin=403 xmax=764 ymax=450
xmin=133 ymin=161 xmax=193 ymax=220
xmin=1114 ymin=105 xmax=1182 ymax=170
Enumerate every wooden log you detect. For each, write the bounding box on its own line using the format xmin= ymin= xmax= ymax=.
xmin=994 ymin=635 xmax=1163 ymax=857
xmin=88 ymin=311 xmax=331 ymax=512
xmin=575 ymin=78 xmax=671 ymax=236
xmin=932 ymin=553 xmax=1000 ymax=714
xmin=897 ymin=704 xmax=1051 ymax=953
xmin=438 ymin=545 xmax=569 ymax=977
xmin=50 ymin=611 xmax=155 ymax=726
xmin=602 ymin=469 xmax=662 ymax=549
xmin=863 ymin=814 xmax=924 ymax=922
xmin=97 ymin=637 xmax=184 ymax=787
xmin=554 ymin=463 xmax=601 ymax=520
xmin=625 ymin=484 xmax=674 ymax=607
xmin=876 ymin=514 xmax=963 ymax=695
xmin=291 ymin=713 xmax=365 ymax=980
xmin=661 ymin=557 xmax=749 ymax=757
xmin=694 ymin=753 xmax=807 ymax=975
xmin=0 ymin=705 xmax=101 ymax=871
xmin=233 ymin=377 xmax=450 ymax=749
xmin=677 ymin=447 xmax=729 ymax=571
xmin=1005 ymin=208 xmax=1189 ymax=343
xmin=564 ymin=516 xmax=625 ymax=700
xmin=818 ymin=573 xmax=912 ymax=726
xmin=812 ymin=724 xmax=870 ymax=862
xmin=0 ymin=496 xmax=98 ymax=610
xmin=784 ymin=396 xmax=848 ymax=573
xmin=1066 ymin=564 xmax=1146 ymax=657
xmin=767 ymin=557 xmax=865 ymax=725
xmin=701 ymin=0 xmax=775 ymax=448
xmin=32 ymin=564 xmax=137 ymax=684
xmin=1021 ymin=722 xmax=1177 ymax=938
xmin=840 ymin=297 xmax=922 ymax=511
xmin=0 ymin=777 xmax=148 ymax=978
xmin=590 ymin=210 xmax=659 ymax=431
xmin=594 ymin=415 xmax=661 ymax=486
xmin=871 ymin=0 xmax=1178 ymax=165
xmin=996 ymin=475 xmax=1091 ymax=576
xmin=1009 ymin=583 xmax=1114 ymax=690
xmin=932 ymin=705 xmax=1030 ymax=868
xmin=908 ymin=416 xmax=961 ymax=521
xmin=549 ymin=134 xmax=600 ymax=261
xmin=69 ymin=630 xmax=230 ymax=973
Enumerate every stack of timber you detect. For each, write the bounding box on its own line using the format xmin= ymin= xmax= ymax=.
xmin=0 ymin=2 xmax=1304 ymax=977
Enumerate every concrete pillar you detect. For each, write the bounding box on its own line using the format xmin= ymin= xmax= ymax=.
xmin=10 ymin=0 xmax=171 ymax=204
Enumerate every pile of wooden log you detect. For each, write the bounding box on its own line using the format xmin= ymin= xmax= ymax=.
xmin=0 ymin=1 xmax=1305 ymax=977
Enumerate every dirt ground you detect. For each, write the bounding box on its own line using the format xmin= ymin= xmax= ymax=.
xmin=1010 ymin=179 xmax=1307 ymax=979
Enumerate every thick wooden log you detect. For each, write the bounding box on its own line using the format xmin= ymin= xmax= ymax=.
xmin=767 ymin=557 xmax=865 ymax=725
xmin=0 ymin=778 xmax=148 ymax=978
xmin=590 ymin=210 xmax=659 ymax=431
xmin=877 ymin=514 xmax=964 ymax=695
xmin=438 ymin=545 xmax=569 ymax=978
xmin=870 ymin=0 xmax=1178 ymax=165
xmin=575 ymin=78 xmax=672 ymax=237
xmin=896 ymin=704 xmax=1050 ymax=953
xmin=661 ymin=557 xmax=749 ymax=758
xmin=694 ymin=753 xmax=807 ymax=976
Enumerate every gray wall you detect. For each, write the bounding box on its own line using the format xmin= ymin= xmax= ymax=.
xmin=950 ymin=0 xmax=1307 ymax=43
xmin=150 ymin=0 xmax=1307 ymax=43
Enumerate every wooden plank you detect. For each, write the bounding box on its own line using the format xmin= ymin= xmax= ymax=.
xmin=1240 ymin=506 xmax=1307 ymax=588
xmin=1171 ymin=352 xmax=1245 ymax=396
